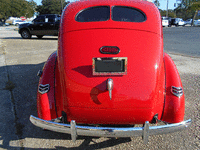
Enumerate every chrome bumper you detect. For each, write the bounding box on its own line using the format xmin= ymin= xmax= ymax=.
xmin=30 ymin=115 xmax=191 ymax=144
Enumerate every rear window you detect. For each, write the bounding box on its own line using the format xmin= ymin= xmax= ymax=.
xmin=76 ymin=6 xmax=110 ymax=22
xmin=112 ymin=6 xmax=146 ymax=22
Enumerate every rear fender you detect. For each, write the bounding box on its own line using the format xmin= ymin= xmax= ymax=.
xmin=162 ymin=53 xmax=185 ymax=123
xmin=37 ymin=51 xmax=58 ymax=120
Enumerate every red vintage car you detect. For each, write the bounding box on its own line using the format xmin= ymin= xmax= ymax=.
xmin=30 ymin=0 xmax=191 ymax=143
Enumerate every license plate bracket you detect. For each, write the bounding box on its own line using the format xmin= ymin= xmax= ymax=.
xmin=92 ymin=57 xmax=127 ymax=75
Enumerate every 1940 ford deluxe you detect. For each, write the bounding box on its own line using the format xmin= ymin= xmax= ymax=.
xmin=30 ymin=0 xmax=191 ymax=143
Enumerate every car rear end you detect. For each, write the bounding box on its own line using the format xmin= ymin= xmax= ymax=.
xmin=162 ymin=17 xmax=169 ymax=27
xmin=30 ymin=0 xmax=191 ymax=143
xmin=58 ymin=0 xmax=164 ymax=125
xmin=178 ymin=18 xmax=185 ymax=26
xmin=194 ymin=19 xmax=200 ymax=26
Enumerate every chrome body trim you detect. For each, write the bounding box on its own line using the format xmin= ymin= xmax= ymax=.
xmin=71 ymin=120 xmax=77 ymax=142
xmin=107 ymin=78 xmax=113 ymax=100
xmin=143 ymin=121 xmax=149 ymax=144
xmin=30 ymin=115 xmax=191 ymax=143
xmin=171 ymin=86 xmax=183 ymax=97
xmin=100 ymin=46 xmax=120 ymax=54
xmin=37 ymin=70 xmax=43 ymax=77
xmin=38 ymin=84 xmax=50 ymax=94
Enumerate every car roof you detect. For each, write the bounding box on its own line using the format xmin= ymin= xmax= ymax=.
xmin=61 ymin=0 xmax=162 ymax=35
xmin=38 ymin=14 xmax=60 ymax=17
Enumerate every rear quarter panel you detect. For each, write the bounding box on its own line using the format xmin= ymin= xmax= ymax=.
xmin=162 ymin=53 xmax=185 ymax=123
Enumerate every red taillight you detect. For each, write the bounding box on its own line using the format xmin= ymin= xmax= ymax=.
xmin=100 ymin=46 xmax=120 ymax=54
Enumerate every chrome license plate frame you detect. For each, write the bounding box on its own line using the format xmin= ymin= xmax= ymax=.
xmin=92 ymin=57 xmax=127 ymax=76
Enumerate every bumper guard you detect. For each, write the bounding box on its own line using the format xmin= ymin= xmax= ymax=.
xmin=30 ymin=115 xmax=191 ymax=144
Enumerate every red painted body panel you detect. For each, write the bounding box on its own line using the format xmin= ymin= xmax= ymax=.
xmin=37 ymin=52 xmax=57 ymax=120
xmin=58 ymin=29 xmax=165 ymax=124
xmin=37 ymin=0 xmax=185 ymax=125
xmin=162 ymin=53 xmax=185 ymax=123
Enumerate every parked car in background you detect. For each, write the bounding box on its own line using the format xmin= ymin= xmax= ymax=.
xmin=5 ymin=17 xmax=19 ymax=25
xmin=5 ymin=19 xmax=13 ymax=25
xmin=30 ymin=0 xmax=191 ymax=143
xmin=4 ymin=23 xmax=10 ymax=26
xmin=171 ymin=18 xmax=185 ymax=26
xmin=178 ymin=18 xmax=186 ymax=26
xmin=167 ymin=17 xmax=172 ymax=26
xmin=162 ymin=17 xmax=169 ymax=27
xmin=13 ymin=20 xmax=27 ymax=26
xmin=185 ymin=19 xmax=192 ymax=25
xmin=194 ymin=19 xmax=200 ymax=26
xmin=18 ymin=14 xmax=60 ymax=39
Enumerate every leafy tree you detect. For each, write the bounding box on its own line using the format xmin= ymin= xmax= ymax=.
xmin=160 ymin=9 xmax=176 ymax=18
xmin=0 ymin=0 xmax=12 ymax=20
xmin=177 ymin=0 xmax=200 ymax=24
xmin=24 ymin=0 xmax=37 ymax=18
xmin=0 ymin=0 xmax=36 ymax=21
xmin=36 ymin=0 xmax=70 ymax=15
xmin=154 ymin=0 xmax=160 ymax=8
xmin=190 ymin=1 xmax=200 ymax=25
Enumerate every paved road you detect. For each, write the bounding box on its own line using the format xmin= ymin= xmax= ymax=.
xmin=163 ymin=26 xmax=200 ymax=57
xmin=0 ymin=26 xmax=199 ymax=149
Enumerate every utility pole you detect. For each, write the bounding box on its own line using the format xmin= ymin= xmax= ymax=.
xmin=166 ymin=0 xmax=169 ymax=17
xmin=61 ymin=0 xmax=63 ymax=12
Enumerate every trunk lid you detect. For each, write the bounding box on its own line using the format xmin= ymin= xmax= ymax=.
xmin=58 ymin=29 xmax=164 ymax=123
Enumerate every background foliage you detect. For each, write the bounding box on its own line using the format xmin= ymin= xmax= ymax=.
xmin=0 ymin=0 xmax=199 ymax=23
xmin=0 ymin=0 xmax=37 ymax=21
xmin=0 ymin=0 xmax=69 ymax=22
xmin=36 ymin=0 xmax=70 ymax=15
xmin=175 ymin=0 xmax=200 ymax=20
xmin=156 ymin=0 xmax=200 ymax=20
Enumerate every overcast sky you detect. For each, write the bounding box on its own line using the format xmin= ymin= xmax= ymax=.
xmin=33 ymin=0 xmax=180 ymax=10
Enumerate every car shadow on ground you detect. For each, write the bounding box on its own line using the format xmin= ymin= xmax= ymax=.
xmin=0 ymin=63 xmax=132 ymax=150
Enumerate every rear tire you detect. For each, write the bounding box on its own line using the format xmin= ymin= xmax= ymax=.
xmin=36 ymin=35 xmax=44 ymax=39
xmin=21 ymin=29 xmax=31 ymax=39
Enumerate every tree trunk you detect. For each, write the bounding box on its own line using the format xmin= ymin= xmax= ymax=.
xmin=191 ymin=10 xmax=198 ymax=26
